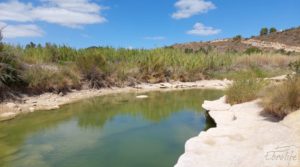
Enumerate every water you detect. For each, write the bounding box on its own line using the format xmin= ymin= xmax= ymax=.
xmin=0 ymin=89 xmax=223 ymax=167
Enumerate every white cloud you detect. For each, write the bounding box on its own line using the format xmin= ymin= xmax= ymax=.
xmin=144 ymin=36 xmax=166 ymax=40
xmin=0 ymin=0 xmax=107 ymax=38
xmin=172 ymin=0 xmax=215 ymax=19
xmin=32 ymin=0 xmax=107 ymax=28
xmin=0 ymin=22 xmax=44 ymax=38
xmin=0 ymin=1 xmax=34 ymax=22
xmin=187 ymin=22 xmax=220 ymax=36
xmin=0 ymin=0 xmax=107 ymax=27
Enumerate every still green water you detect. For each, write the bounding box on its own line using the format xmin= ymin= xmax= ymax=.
xmin=0 ymin=89 xmax=222 ymax=167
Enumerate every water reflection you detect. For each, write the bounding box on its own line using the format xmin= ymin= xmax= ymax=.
xmin=0 ymin=89 xmax=222 ymax=167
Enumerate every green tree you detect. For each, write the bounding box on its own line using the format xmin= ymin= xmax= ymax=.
xmin=269 ymin=27 xmax=277 ymax=33
xmin=233 ymin=35 xmax=242 ymax=42
xmin=260 ymin=27 xmax=269 ymax=36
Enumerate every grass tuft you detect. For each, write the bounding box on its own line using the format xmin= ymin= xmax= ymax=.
xmin=225 ymin=78 xmax=266 ymax=105
xmin=260 ymin=76 xmax=300 ymax=118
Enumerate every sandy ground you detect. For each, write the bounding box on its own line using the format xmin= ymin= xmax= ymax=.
xmin=0 ymin=79 xmax=232 ymax=121
xmin=175 ymin=97 xmax=300 ymax=167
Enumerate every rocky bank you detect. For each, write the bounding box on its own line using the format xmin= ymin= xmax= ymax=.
xmin=175 ymin=97 xmax=300 ymax=167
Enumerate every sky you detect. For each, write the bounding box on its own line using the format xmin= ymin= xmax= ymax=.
xmin=0 ymin=0 xmax=299 ymax=49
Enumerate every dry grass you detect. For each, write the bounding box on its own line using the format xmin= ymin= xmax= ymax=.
xmin=225 ymin=75 xmax=267 ymax=105
xmin=233 ymin=53 xmax=298 ymax=69
xmin=23 ymin=66 xmax=80 ymax=94
xmin=260 ymin=76 xmax=300 ymax=118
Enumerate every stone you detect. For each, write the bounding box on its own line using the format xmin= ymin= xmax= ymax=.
xmin=59 ymin=92 xmax=64 ymax=96
xmin=6 ymin=103 xmax=17 ymax=108
xmin=202 ymin=96 xmax=231 ymax=111
xmin=29 ymin=107 xmax=35 ymax=112
xmin=136 ymin=95 xmax=148 ymax=99
xmin=0 ymin=112 xmax=17 ymax=121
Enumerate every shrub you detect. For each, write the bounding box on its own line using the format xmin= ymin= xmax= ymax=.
xmin=226 ymin=78 xmax=266 ymax=105
xmin=235 ymin=53 xmax=297 ymax=68
xmin=260 ymin=27 xmax=269 ymax=36
xmin=0 ymin=30 xmax=23 ymax=100
xmin=289 ymin=60 xmax=300 ymax=74
xmin=23 ymin=66 xmax=80 ymax=94
xmin=75 ymin=50 xmax=113 ymax=88
xmin=260 ymin=76 xmax=300 ymax=118
xmin=269 ymin=27 xmax=277 ymax=33
xmin=244 ymin=47 xmax=262 ymax=55
xmin=233 ymin=35 xmax=242 ymax=42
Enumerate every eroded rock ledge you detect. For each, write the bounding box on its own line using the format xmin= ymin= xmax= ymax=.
xmin=175 ymin=96 xmax=300 ymax=167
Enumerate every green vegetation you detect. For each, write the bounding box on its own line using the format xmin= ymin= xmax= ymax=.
xmin=225 ymin=71 xmax=267 ymax=104
xmin=260 ymin=27 xmax=269 ymax=36
xmin=0 ymin=34 xmax=23 ymax=100
xmin=233 ymin=35 xmax=242 ymax=42
xmin=260 ymin=76 xmax=300 ymax=118
xmin=0 ymin=30 xmax=299 ymax=102
xmin=244 ymin=47 xmax=262 ymax=54
xmin=259 ymin=27 xmax=277 ymax=36
xmin=225 ymin=57 xmax=300 ymax=118
xmin=269 ymin=27 xmax=277 ymax=33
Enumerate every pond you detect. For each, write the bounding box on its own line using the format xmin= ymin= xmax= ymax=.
xmin=0 ymin=89 xmax=223 ymax=167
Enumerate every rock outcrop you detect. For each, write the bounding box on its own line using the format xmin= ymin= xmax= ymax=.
xmin=175 ymin=97 xmax=300 ymax=167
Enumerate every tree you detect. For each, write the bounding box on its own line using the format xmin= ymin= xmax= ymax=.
xmin=260 ymin=27 xmax=269 ymax=36
xmin=233 ymin=35 xmax=242 ymax=42
xmin=269 ymin=27 xmax=277 ymax=33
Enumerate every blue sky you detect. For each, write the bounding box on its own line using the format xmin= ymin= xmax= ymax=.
xmin=0 ymin=0 xmax=299 ymax=48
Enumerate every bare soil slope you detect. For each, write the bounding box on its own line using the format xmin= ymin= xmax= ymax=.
xmin=172 ymin=27 xmax=300 ymax=53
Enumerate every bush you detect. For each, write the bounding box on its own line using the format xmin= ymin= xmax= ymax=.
xmin=260 ymin=27 xmax=269 ymax=36
xmin=75 ymin=50 xmax=113 ymax=88
xmin=226 ymin=78 xmax=266 ymax=105
xmin=289 ymin=60 xmax=300 ymax=74
xmin=233 ymin=35 xmax=242 ymax=42
xmin=260 ymin=76 xmax=300 ymax=118
xmin=0 ymin=31 xmax=24 ymax=100
xmin=23 ymin=66 xmax=80 ymax=94
xmin=244 ymin=47 xmax=262 ymax=55
xmin=269 ymin=27 xmax=277 ymax=33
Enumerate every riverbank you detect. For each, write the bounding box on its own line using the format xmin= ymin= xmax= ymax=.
xmin=175 ymin=96 xmax=300 ymax=167
xmin=0 ymin=79 xmax=231 ymax=121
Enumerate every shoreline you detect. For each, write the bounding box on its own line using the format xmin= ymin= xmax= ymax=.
xmin=175 ymin=97 xmax=300 ymax=167
xmin=0 ymin=79 xmax=231 ymax=121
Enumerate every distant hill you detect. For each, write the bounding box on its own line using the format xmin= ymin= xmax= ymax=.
xmin=254 ymin=27 xmax=300 ymax=47
xmin=172 ymin=26 xmax=300 ymax=53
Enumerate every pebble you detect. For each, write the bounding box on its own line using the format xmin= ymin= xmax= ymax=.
xmin=136 ymin=95 xmax=148 ymax=99
xmin=29 ymin=107 xmax=35 ymax=112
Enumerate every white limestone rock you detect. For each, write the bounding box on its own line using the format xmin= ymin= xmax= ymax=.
xmin=202 ymin=96 xmax=231 ymax=111
xmin=136 ymin=95 xmax=148 ymax=99
xmin=175 ymin=97 xmax=300 ymax=167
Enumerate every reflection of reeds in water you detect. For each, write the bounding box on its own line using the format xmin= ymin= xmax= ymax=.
xmin=0 ymin=89 xmax=223 ymax=166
